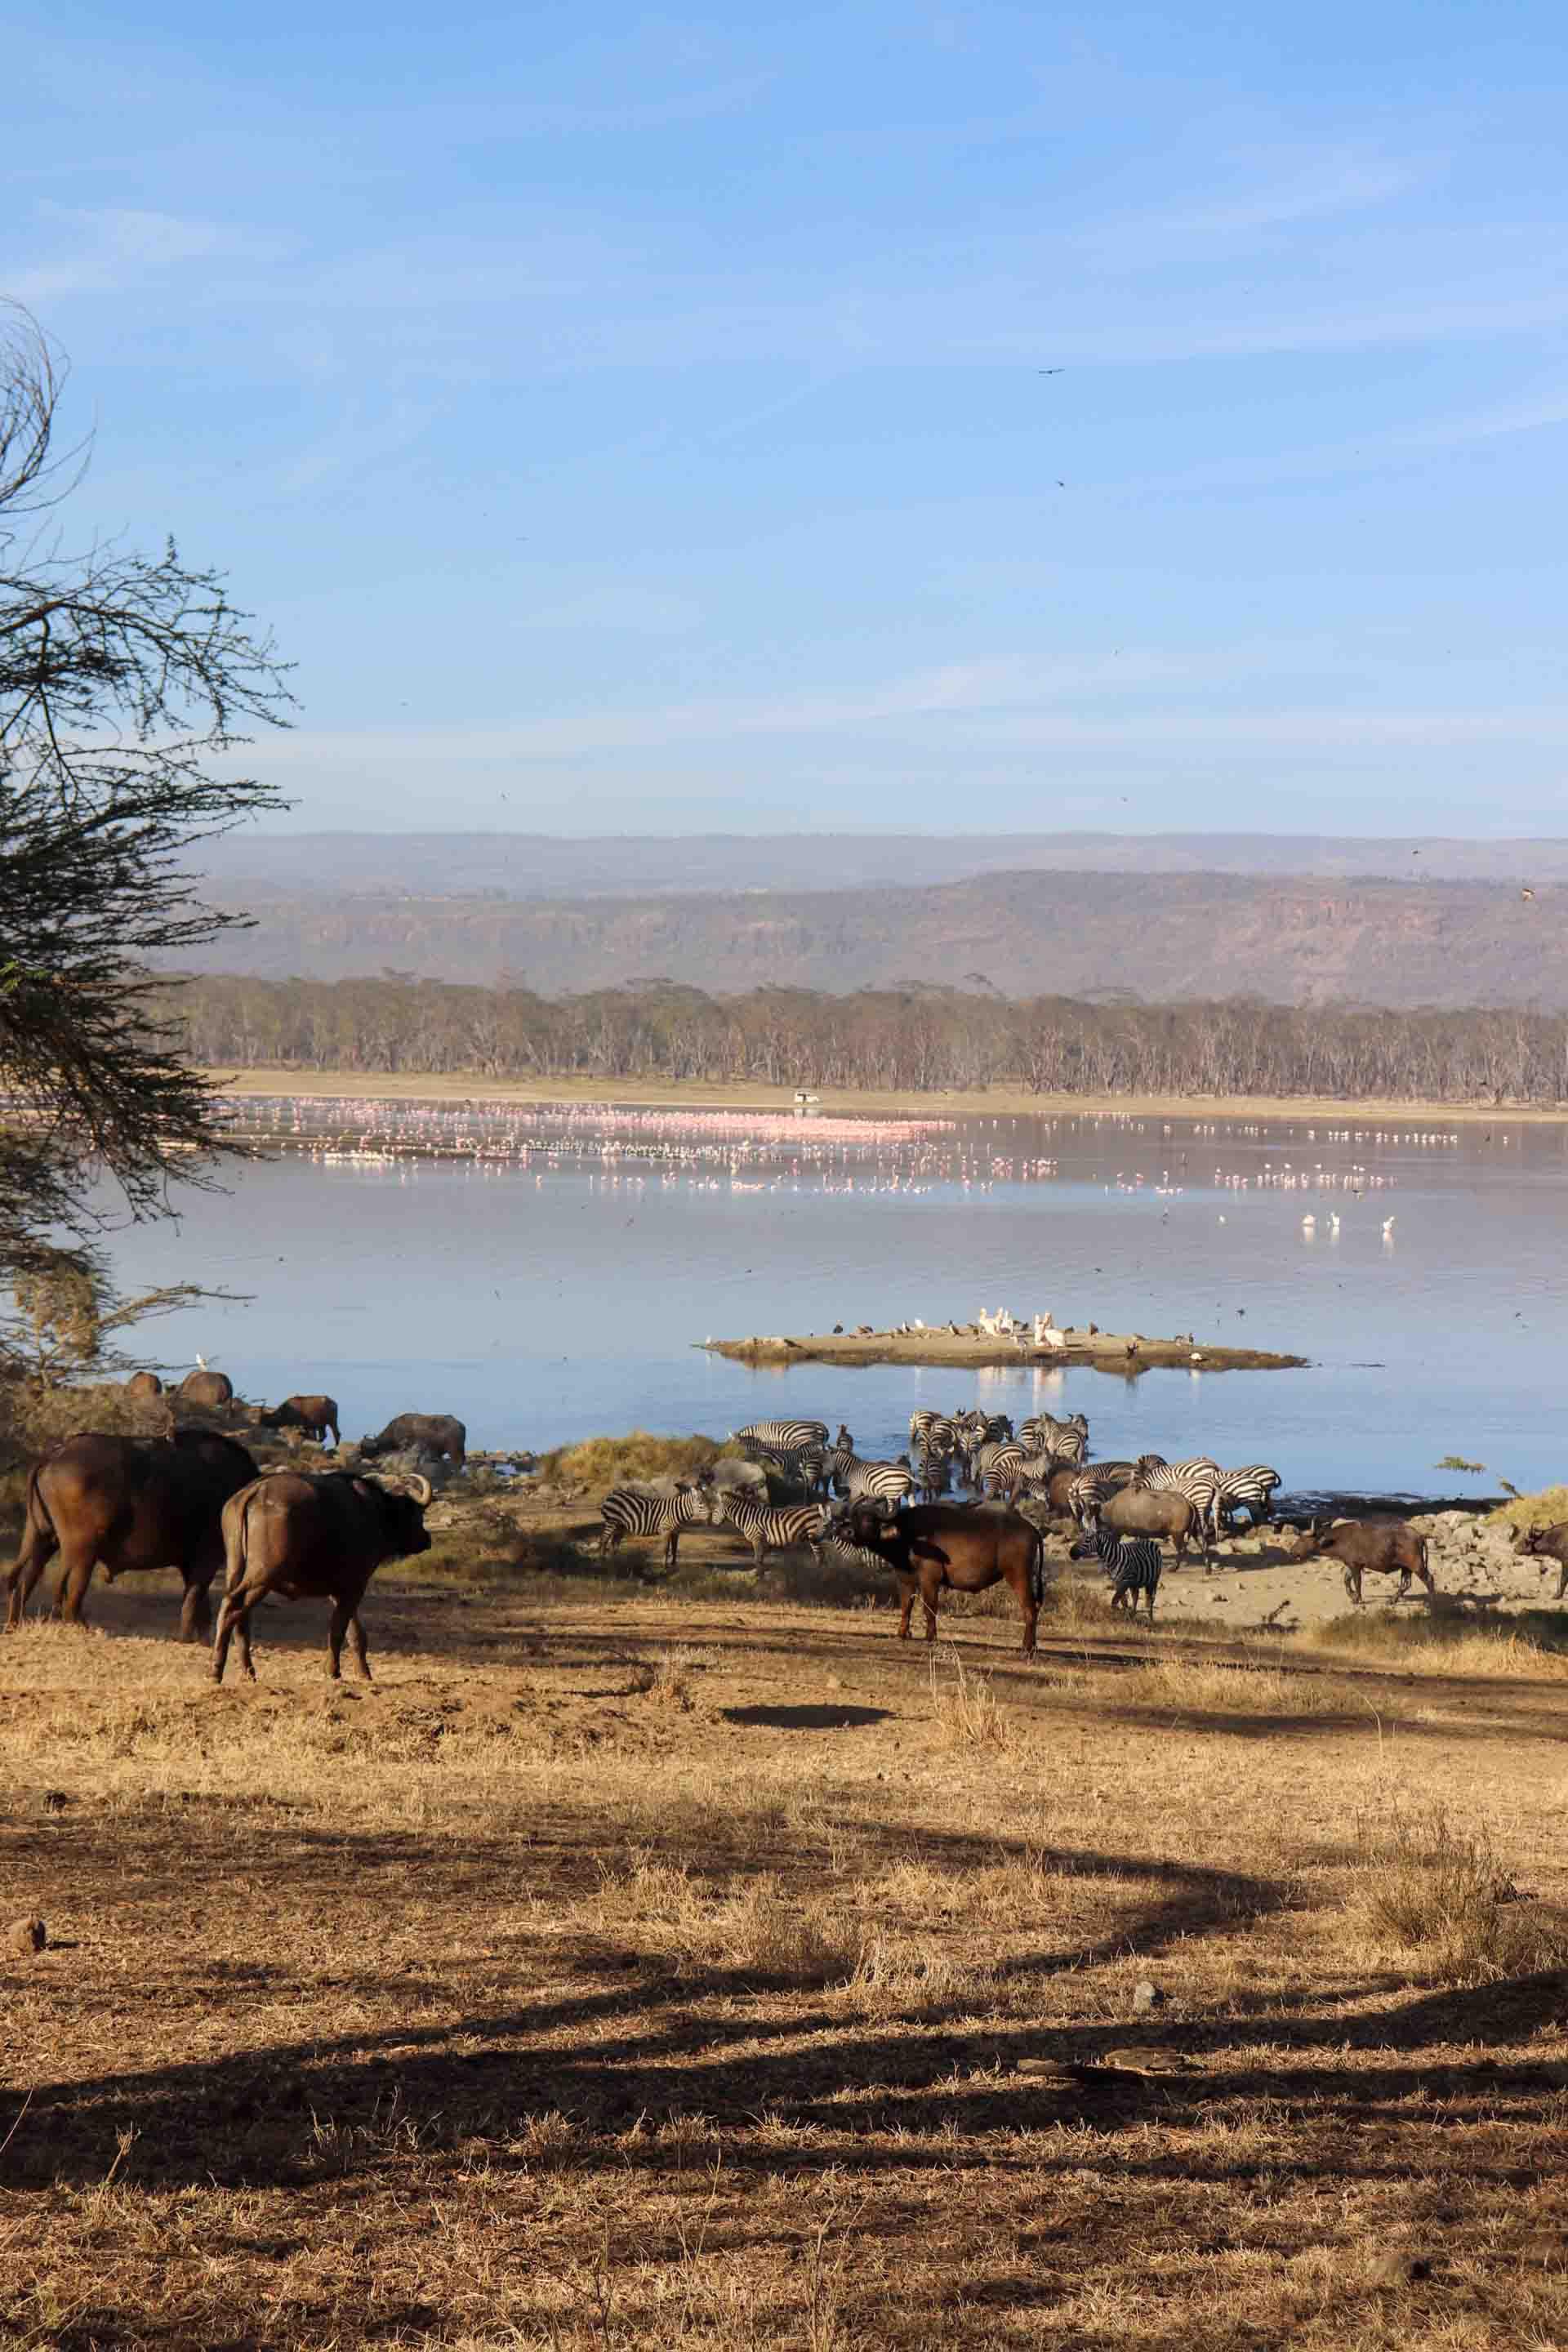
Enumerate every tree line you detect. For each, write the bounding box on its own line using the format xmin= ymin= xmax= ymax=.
xmin=164 ymin=972 xmax=1568 ymax=1103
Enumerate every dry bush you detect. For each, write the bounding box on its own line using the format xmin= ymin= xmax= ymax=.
xmin=1315 ymin=1607 xmax=1568 ymax=1675
xmin=1352 ymin=1802 xmax=1568 ymax=1984
xmin=595 ymin=1851 xmax=863 ymax=1986
xmin=1036 ymin=1567 xmax=1116 ymax=1633
xmin=1486 ymin=1483 xmax=1568 ymax=1533
xmin=537 ymin=1430 xmax=724 ymax=1487
xmin=0 ymin=1377 xmax=172 ymax=1467
xmin=633 ymin=1642 xmax=718 ymax=1714
xmin=928 ymin=1646 xmax=1013 ymax=1750
xmin=845 ymin=1929 xmax=992 ymax=2002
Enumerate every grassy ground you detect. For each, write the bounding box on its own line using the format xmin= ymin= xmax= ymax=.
xmin=203 ymin=1067 xmax=1568 ymax=1125
xmin=3 ymin=1499 xmax=1568 ymax=2350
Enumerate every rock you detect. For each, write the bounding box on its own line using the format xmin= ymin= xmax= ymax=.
xmin=1371 ymin=2250 xmax=1433 ymax=2287
xmin=7 ymin=1918 xmax=46 ymax=1955
xmin=1132 ymin=1979 xmax=1164 ymax=2014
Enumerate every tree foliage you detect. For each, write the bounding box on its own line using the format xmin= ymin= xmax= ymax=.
xmin=166 ymin=969 xmax=1568 ymax=1105
xmin=0 ymin=303 xmax=293 ymax=1295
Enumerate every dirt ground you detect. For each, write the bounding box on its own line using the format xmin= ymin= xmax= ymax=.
xmin=2 ymin=1529 xmax=1568 ymax=2351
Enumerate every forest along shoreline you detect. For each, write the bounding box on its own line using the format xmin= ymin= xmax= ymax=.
xmin=204 ymin=1068 xmax=1568 ymax=1125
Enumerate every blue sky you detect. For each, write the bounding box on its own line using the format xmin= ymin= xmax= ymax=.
xmin=8 ymin=1 xmax=1568 ymax=835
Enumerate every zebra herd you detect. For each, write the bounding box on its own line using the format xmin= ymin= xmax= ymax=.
xmin=595 ymin=1410 xmax=1283 ymax=1616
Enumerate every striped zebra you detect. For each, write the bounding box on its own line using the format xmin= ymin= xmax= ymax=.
xmin=716 ymin=1490 xmax=829 ymax=1567
xmin=910 ymin=1410 xmax=958 ymax=1454
xmin=733 ymin=1419 xmax=831 ymax=1454
xmin=969 ymin=1438 xmax=1025 ymax=1494
xmin=826 ymin=1453 xmax=916 ymax=1508
xmin=1212 ymin=1465 xmax=1282 ymax=1535
xmin=1019 ymin=1410 xmax=1089 ymax=1463
xmin=741 ymin=1438 xmax=829 ymax=1494
xmin=912 ymin=1441 xmax=952 ymax=1500
xmin=598 ymin=1482 xmax=715 ymax=1573
xmin=1065 ymin=1462 xmax=1141 ymax=1526
xmin=1081 ymin=1528 xmax=1162 ymax=1620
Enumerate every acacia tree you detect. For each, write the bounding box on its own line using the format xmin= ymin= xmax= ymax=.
xmin=0 ymin=304 xmax=293 ymax=1356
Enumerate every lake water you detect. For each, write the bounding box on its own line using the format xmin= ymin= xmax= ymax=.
xmin=96 ymin=1102 xmax=1568 ymax=1499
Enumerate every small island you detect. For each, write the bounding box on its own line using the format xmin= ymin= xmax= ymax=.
xmin=700 ymin=1324 xmax=1306 ymax=1373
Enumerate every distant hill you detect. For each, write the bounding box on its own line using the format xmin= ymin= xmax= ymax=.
xmin=177 ymin=866 xmax=1565 ymax=1008
xmin=196 ymin=828 xmax=1568 ymax=901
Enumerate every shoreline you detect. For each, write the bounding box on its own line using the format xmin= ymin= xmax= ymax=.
xmin=205 ymin=1067 xmax=1568 ymax=1127
xmin=702 ymin=1330 xmax=1306 ymax=1374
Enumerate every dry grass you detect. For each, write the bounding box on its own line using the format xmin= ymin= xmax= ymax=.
xmin=1352 ymin=1802 xmax=1568 ymax=1985
xmin=1487 ymin=1483 xmax=1568 ymax=1532
xmin=537 ymin=1430 xmax=728 ymax=1487
xmin=1313 ymin=1606 xmax=1568 ymax=1675
xmin=928 ymin=1644 xmax=1014 ymax=1749
xmin=3 ymin=1566 xmax=1568 ymax=2349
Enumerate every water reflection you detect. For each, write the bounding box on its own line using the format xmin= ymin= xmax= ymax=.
xmin=96 ymin=1107 xmax=1568 ymax=1498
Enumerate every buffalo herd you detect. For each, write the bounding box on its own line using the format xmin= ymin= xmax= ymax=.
xmin=5 ymin=1367 xmax=1558 ymax=1670
xmin=2 ymin=1373 xmax=446 ymax=1678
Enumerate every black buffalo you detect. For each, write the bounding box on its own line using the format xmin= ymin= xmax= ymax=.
xmin=212 ymin=1469 xmax=434 ymax=1682
xmin=6 ymin=1428 xmax=260 ymax=1638
xmin=177 ymin=1369 xmax=234 ymax=1410
xmin=359 ymin=1412 xmax=466 ymax=1468
xmin=258 ymin=1392 xmax=341 ymax=1446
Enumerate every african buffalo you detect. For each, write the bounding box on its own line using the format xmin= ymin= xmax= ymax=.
xmin=212 ymin=1469 xmax=433 ymax=1683
xmin=125 ymin=1371 xmax=164 ymax=1399
xmin=359 ymin=1412 xmax=466 ymax=1468
xmin=844 ymin=1500 xmax=1045 ymax=1655
xmin=6 ymin=1428 xmax=260 ymax=1638
xmin=1092 ymin=1482 xmax=1206 ymax=1566
xmin=259 ymin=1393 xmax=341 ymax=1446
xmin=1288 ymin=1518 xmax=1433 ymax=1607
xmin=1512 ymin=1521 xmax=1568 ymax=1601
xmin=177 ymin=1369 xmax=234 ymax=1410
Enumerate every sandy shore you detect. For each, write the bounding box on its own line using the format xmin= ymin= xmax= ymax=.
xmin=204 ymin=1067 xmax=1568 ymax=1127
xmin=704 ymin=1329 xmax=1304 ymax=1374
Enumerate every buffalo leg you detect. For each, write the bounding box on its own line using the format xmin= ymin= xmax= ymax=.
xmin=55 ymin=1548 xmax=98 ymax=1626
xmin=897 ymin=1575 xmax=917 ymax=1639
xmin=347 ymin=1610 xmax=372 ymax=1681
xmin=1343 ymin=1565 xmax=1363 ymax=1608
xmin=5 ymin=1526 xmax=58 ymax=1630
xmin=327 ymin=1600 xmax=352 ymax=1678
xmin=1015 ymin=1576 xmax=1037 ymax=1658
xmin=179 ymin=1573 xmax=215 ymax=1642
xmin=212 ymin=1590 xmax=257 ymax=1683
xmin=918 ymin=1566 xmax=942 ymax=1640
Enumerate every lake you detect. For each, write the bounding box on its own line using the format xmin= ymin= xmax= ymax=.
xmin=96 ymin=1100 xmax=1568 ymax=1499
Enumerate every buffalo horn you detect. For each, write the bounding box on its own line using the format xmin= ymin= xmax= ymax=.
xmin=406 ymin=1472 xmax=434 ymax=1507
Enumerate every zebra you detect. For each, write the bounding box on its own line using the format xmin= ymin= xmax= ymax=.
xmin=969 ymin=1438 xmax=1026 ymax=1494
xmin=910 ymin=1410 xmax=958 ymax=1454
xmin=1065 ymin=1465 xmax=1138 ymax=1528
xmin=741 ymin=1438 xmax=829 ymax=1494
xmin=1211 ymin=1465 xmax=1282 ymax=1536
xmin=716 ymin=1490 xmax=830 ymax=1567
xmin=598 ymin=1482 xmax=715 ymax=1574
xmin=912 ymin=1441 xmax=952 ymax=1500
xmin=1080 ymin=1528 xmax=1162 ymax=1620
xmin=732 ymin=1419 xmax=830 ymax=1454
xmin=1019 ymin=1410 xmax=1088 ymax=1456
xmin=828 ymin=1453 xmax=916 ymax=1508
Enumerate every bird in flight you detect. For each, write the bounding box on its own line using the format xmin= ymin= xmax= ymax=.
xmin=1522 ymin=886 xmax=1536 ymax=902
xmin=1038 ymin=368 xmax=1064 ymax=375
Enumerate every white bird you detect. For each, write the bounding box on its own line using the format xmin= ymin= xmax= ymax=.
xmin=195 ymin=1352 xmax=207 ymax=1370
xmin=1382 ymin=1217 xmax=1396 ymax=1236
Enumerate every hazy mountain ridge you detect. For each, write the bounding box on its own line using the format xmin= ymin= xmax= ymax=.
xmin=180 ymin=866 xmax=1563 ymax=1007
xmin=195 ymin=829 xmax=1568 ymax=900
